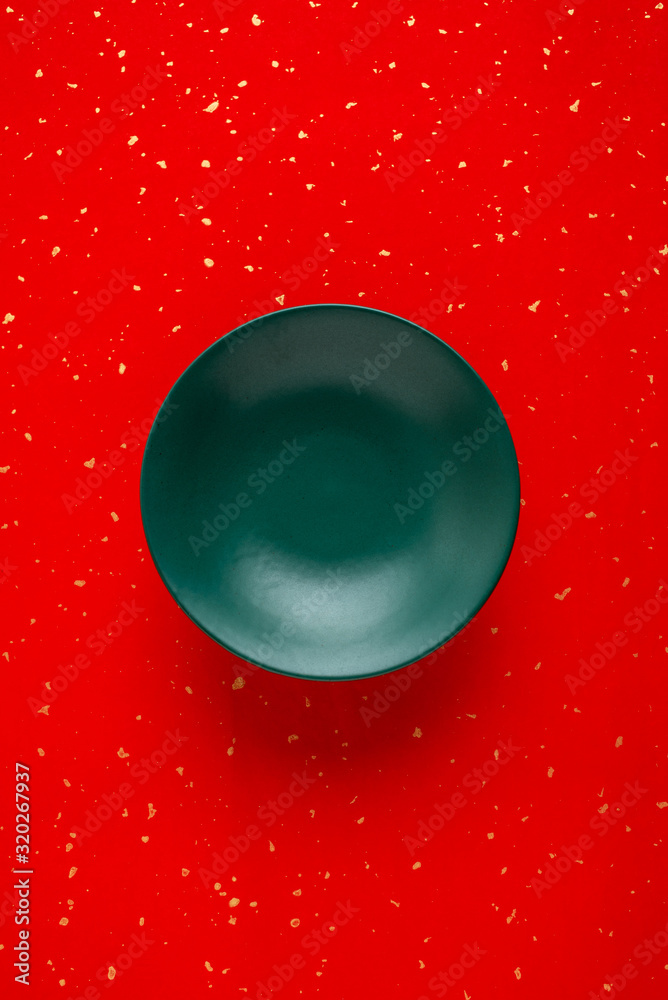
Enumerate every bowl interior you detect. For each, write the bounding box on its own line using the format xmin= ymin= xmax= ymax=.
xmin=140 ymin=305 xmax=519 ymax=679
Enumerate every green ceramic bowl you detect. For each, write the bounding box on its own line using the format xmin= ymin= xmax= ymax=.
xmin=140 ymin=304 xmax=519 ymax=680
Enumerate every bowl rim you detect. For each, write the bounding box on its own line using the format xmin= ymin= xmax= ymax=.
xmin=140 ymin=302 xmax=521 ymax=681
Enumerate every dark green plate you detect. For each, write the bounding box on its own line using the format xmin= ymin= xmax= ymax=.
xmin=140 ymin=304 xmax=519 ymax=680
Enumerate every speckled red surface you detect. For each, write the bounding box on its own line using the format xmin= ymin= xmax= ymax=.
xmin=2 ymin=1 xmax=668 ymax=997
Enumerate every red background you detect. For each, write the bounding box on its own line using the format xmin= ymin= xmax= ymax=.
xmin=2 ymin=0 xmax=667 ymax=997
